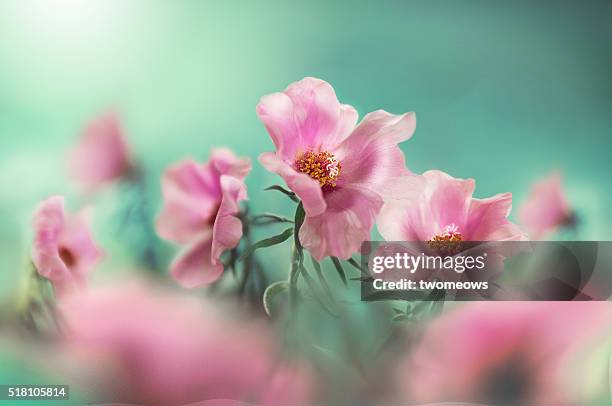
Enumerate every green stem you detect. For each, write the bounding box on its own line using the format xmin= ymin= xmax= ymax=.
xmin=288 ymin=202 xmax=306 ymax=311
xmin=288 ymin=246 xmax=301 ymax=311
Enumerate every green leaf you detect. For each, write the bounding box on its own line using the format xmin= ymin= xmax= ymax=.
xmin=293 ymin=202 xmax=305 ymax=248
xmin=265 ymin=185 xmax=299 ymax=202
xmin=330 ymin=257 xmax=348 ymax=287
xmin=350 ymin=275 xmax=374 ymax=282
xmin=311 ymin=255 xmax=334 ymax=303
xmin=293 ymin=202 xmax=306 ymax=267
xmin=301 ymin=266 xmax=338 ymax=318
xmin=251 ymin=213 xmax=294 ymax=225
xmin=347 ymin=257 xmax=367 ymax=275
xmin=262 ymin=281 xmax=289 ymax=317
xmin=237 ymin=228 xmax=293 ymax=262
xmin=392 ymin=313 xmax=410 ymax=322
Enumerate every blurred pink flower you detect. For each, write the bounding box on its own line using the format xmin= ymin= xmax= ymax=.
xmin=31 ymin=196 xmax=104 ymax=295
xmin=378 ymin=169 xmax=527 ymax=242
xmin=156 ymin=149 xmax=251 ymax=288
xmin=257 ymin=77 xmax=418 ymax=260
xmin=396 ymin=302 xmax=612 ymax=406
xmin=519 ymin=172 xmax=573 ymax=239
xmin=60 ymin=282 xmax=314 ymax=406
xmin=69 ymin=112 xmax=132 ymax=189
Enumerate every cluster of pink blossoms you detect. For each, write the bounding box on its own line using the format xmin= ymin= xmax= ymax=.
xmin=30 ymin=77 xmax=578 ymax=291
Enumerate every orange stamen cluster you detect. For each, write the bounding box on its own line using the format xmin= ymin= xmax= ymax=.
xmin=427 ymin=224 xmax=464 ymax=256
xmin=294 ymin=150 xmax=341 ymax=191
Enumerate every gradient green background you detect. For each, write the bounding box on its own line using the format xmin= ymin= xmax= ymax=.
xmin=0 ymin=1 xmax=611 ymax=402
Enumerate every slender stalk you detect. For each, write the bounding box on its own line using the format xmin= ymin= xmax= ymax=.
xmin=287 ymin=246 xmax=301 ymax=311
xmin=288 ymin=202 xmax=306 ymax=311
xmin=239 ymin=209 xmax=253 ymax=295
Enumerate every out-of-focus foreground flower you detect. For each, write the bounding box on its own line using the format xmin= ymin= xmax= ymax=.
xmin=378 ymin=169 xmax=527 ymax=242
xmin=68 ymin=112 xmax=132 ymax=190
xmin=31 ymin=196 xmax=104 ymax=296
xmin=396 ymin=302 xmax=612 ymax=405
xmin=519 ymin=172 xmax=574 ymax=239
xmin=156 ymin=149 xmax=251 ymax=288
xmin=58 ymin=281 xmax=314 ymax=406
xmin=257 ymin=77 xmax=420 ymax=260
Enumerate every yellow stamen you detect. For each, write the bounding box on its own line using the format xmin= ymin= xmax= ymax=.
xmin=294 ymin=150 xmax=341 ymax=191
xmin=427 ymin=224 xmax=464 ymax=255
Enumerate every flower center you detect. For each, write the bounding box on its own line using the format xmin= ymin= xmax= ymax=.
xmin=427 ymin=224 xmax=464 ymax=255
xmin=294 ymin=150 xmax=341 ymax=191
xmin=59 ymin=246 xmax=77 ymax=268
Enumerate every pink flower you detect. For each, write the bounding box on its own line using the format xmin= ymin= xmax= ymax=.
xmin=519 ymin=172 xmax=573 ymax=239
xmin=257 ymin=77 xmax=418 ymax=260
xmin=69 ymin=112 xmax=132 ymax=189
xmin=60 ymin=281 xmax=314 ymax=406
xmin=396 ymin=302 xmax=612 ymax=405
xmin=31 ymin=196 xmax=104 ymax=295
xmin=156 ymin=149 xmax=251 ymax=288
xmin=378 ymin=169 xmax=527 ymax=242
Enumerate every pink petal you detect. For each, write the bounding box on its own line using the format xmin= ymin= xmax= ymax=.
xmin=31 ymin=196 xmax=69 ymax=280
xmin=59 ymin=208 xmax=105 ymax=284
xmin=256 ymin=77 xmax=357 ymax=161
xmin=259 ymin=152 xmax=326 ymax=217
xmin=398 ymin=302 xmax=612 ymax=405
xmin=156 ymin=159 xmax=222 ymax=244
xmin=335 ymin=110 xmax=416 ymax=196
xmin=261 ymin=365 xmax=315 ymax=406
xmin=299 ymin=186 xmax=382 ymax=260
xmin=378 ymin=171 xmax=475 ymax=241
xmin=60 ymin=282 xmax=311 ymax=405
xmin=378 ymin=170 xmax=525 ymax=243
xmin=420 ymin=170 xmax=475 ymax=237
xmin=519 ymin=172 xmax=571 ymax=239
xmin=31 ymin=196 xmax=103 ymax=295
xmin=69 ymin=112 xmax=131 ymax=188
xmin=170 ymin=233 xmax=223 ymax=288
xmin=467 ymin=193 xmax=528 ymax=241
xmin=211 ymin=175 xmax=247 ymax=262
xmin=377 ymin=178 xmax=434 ymax=241
xmin=210 ymin=148 xmax=252 ymax=181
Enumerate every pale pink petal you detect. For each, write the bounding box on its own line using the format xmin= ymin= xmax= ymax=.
xmin=259 ymin=152 xmax=326 ymax=217
xmin=69 ymin=112 xmax=131 ymax=188
xmin=335 ymin=104 xmax=359 ymax=146
xmin=256 ymin=77 xmax=357 ymax=160
xmin=378 ymin=170 xmax=525 ymax=243
xmin=59 ymin=282 xmax=313 ymax=405
xmin=261 ymin=365 xmax=315 ymax=406
xmin=299 ymin=186 xmax=382 ymax=260
xmin=210 ymin=148 xmax=252 ymax=181
xmin=519 ymin=172 xmax=571 ymax=239
xmin=59 ymin=208 xmax=105 ymax=284
xmin=170 ymin=233 xmax=222 ymax=288
xmin=31 ymin=196 xmax=103 ymax=295
xmin=467 ymin=193 xmax=528 ymax=241
xmin=335 ymin=110 xmax=416 ymax=195
xmin=156 ymin=159 xmax=222 ymax=244
xmin=256 ymin=92 xmax=299 ymax=159
xmin=31 ymin=196 xmax=69 ymax=280
xmin=377 ymin=180 xmax=434 ymax=241
xmin=398 ymin=302 xmax=612 ymax=405
xmin=421 ymin=170 xmax=475 ymax=237
xmin=211 ymin=175 xmax=247 ymax=262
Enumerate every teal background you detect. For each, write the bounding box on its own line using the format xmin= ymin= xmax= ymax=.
xmin=0 ymin=0 xmax=611 ymax=400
